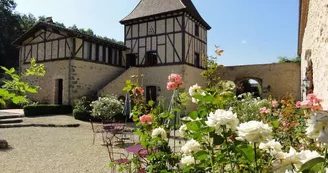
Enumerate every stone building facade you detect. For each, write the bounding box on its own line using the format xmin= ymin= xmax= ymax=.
xmin=298 ymin=0 xmax=328 ymax=109
xmin=13 ymin=20 xmax=126 ymax=104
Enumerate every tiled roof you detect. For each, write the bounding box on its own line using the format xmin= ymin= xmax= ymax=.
xmin=120 ymin=0 xmax=211 ymax=30
xmin=12 ymin=22 xmax=126 ymax=49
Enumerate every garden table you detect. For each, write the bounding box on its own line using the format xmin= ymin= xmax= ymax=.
xmin=103 ymin=123 xmax=127 ymax=145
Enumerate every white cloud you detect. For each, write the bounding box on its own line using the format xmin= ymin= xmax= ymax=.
xmin=241 ymin=40 xmax=247 ymax=44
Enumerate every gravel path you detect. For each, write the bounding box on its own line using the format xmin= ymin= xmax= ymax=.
xmin=0 ymin=116 xmax=113 ymax=173
xmin=0 ymin=115 xmax=186 ymax=173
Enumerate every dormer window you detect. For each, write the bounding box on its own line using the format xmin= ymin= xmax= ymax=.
xmin=195 ymin=23 xmax=199 ymax=37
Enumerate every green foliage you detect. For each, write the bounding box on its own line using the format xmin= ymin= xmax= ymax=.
xmin=277 ymin=56 xmax=301 ymax=63
xmin=23 ymin=104 xmax=72 ymax=117
xmin=0 ymin=58 xmax=45 ymax=106
xmin=73 ymin=109 xmax=92 ymax=121
xmin=90 ymin=95 xmax=124 ymax=121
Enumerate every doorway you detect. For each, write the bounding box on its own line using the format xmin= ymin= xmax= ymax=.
xmin=146 ymin=86 xmax=157 ymax=103
xmin=55 ymin=79 xmax=63 ymax=104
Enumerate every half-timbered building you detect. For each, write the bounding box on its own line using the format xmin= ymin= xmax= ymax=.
xmin=121 ymin=0 xmax=211 ymax=69
xmin=14 ymin=0 xmax=210 ymax=109
xmin=13 ymin=18 xmax=127 ymax=104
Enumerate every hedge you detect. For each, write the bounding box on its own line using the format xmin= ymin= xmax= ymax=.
xmin=24 ymin=104 xmax=73 ymax=117
xmin=73 ymin=109 xmax=92 ymax=121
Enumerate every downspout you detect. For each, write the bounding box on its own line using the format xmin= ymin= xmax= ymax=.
xmin=68 ymin=38 xmax=75 ymax=105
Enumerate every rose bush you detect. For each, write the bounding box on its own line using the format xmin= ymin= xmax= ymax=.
xmin=111 ymin=49 xmax=328 ymax=173
xmin=90 ymin=95 xmax=123 ymax=121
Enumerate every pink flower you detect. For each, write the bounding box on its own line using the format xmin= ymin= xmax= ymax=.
xmin=260 ymin=107 xmax=270 ymax=114
xmin=282 ymin=121 xmax=289 ymax=127
xmin=139 ymin=115 xmax=152 ymax=124
xmin=281 ymin=100 xmax=285 ymax=103
xmin=132 ymin=87 xmax=144 ymax=96
xmin=167 ymin=82 xmax=177 ymax=91
xmin=296 ymin=101 xmax=302 ymax=108
xmin=167 ymin=73 xmax=183 ymax=90
xmin=271 ymin=100 xmax=278 ymax=108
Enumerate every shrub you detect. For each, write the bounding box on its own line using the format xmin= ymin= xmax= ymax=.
xmin=24 ymin=104 xmax=73 ymax=117
xmin=90 ymin=95 xmax=123 ymax=121
xmin=73 ymin=109 xmax=92 ymax=121
xmin=0 ymin=138 xmax=8 ymax=149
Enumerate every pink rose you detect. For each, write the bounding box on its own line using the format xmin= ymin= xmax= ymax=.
xmin=139 ymin=115 xmax=152 ymax=124
xmin=296 ymin=101 xmax=301 ymax=108
xmin=132 ymin=87 xmax=144 ymax=96
xmin=271 ymin=100 xmax=278 ymax=108
xmin=260 ymin=107 xmax=269 ymax=114
xmin=167 ymin=82 xmax=177 ymax=91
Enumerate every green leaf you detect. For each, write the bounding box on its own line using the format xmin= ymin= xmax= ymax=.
xmin=298 ymin=157 xmax=325 ymax=173
xmin=271 ymin=120 xmax=279 ymax=128
xmin=0 ymin=99 xmax=6 ymax=106
xmin=189 ymin=111 xmax=198 ymax=120
xmin=236 ymin=145 xmax=255 ymax=162
xmin=212 ymin=133 xmax=224 ymax=145
xmin=125 ymin=80 xmax=131 ymax=85
xmin=186 ymin=121 xmax=201 ymax=131
xmin=194 ymin=150 xmax=208 ymax=160
xmin=12 ymin=96 xmax=27 ymax=104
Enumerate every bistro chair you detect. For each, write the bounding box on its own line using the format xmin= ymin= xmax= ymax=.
xmin=89 ymin=119 xmax=105 ymax=145
xmin=105 ymin=141 xmax=132 ymax=173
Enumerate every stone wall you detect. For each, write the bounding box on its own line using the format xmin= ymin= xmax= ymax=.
xmin=300 ymin=0 xmax=328 ymax=109
xmin=217 ymin=63 xmax=301 ymax=100
xmin=21 ymin=60 xmax=70 ymax=104
xmin=99 ymin=65 xmax=206 ymax=112
xmin=70 ymin=60 xmax=125 ymax=101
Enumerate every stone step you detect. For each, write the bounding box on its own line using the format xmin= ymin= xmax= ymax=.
xmin=0 ymin=114 xmax=24 ymax=119
xmin=0 ymin=118 xmax=23 ymax=124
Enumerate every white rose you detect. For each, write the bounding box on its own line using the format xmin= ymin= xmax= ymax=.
xmin=188 ymin=84 xmax=202 ymax=97
xmin=273 ymin=147 xmax=303 ymax=173
xmin=259 ymin=140 xmax=282 ymax=156
xmin=306 ymin=115 xmax=326 ymax=139
xmin=179 ymin=124 xmax=187 ymax=136
xmin=236 ymin=121 xmax=272 ymax=143
xmin=298 ymin=150 xmax=322 ymax=163
xmin=181 ymin=139 xmax=201 ymax=155
xmin=205 ymin=109 xmax=239 ymax=135
xmin=180 ymin=155 xmax=196 ymax=167
xmin=151 ymin=127 xmax=167 ymax=140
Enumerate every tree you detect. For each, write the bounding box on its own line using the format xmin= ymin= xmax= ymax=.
xmin=277 ymin=56 xmax=301 ymax=63
xmin=0 ymin=58 xmax=46 ymax=106
xmin=0 ymin=0 xmax=23 ymax=68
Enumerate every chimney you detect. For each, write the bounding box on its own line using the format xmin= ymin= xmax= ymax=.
xmin=45 ymin=17 xmax=53 ymax=23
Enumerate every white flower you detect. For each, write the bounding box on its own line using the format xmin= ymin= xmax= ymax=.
xmin=179 ymin=124 xmax=187 ymax=136
xmin=180 ymin=155 xmax=195 ymax=167
xmin=298 ymin=150 xmax=322 ymax=163
xmin=306 ymin=112 xmax=328 ymax=143
xmin=205 ymin=109 xmax=239 ymax=135
xmin=236 ymin=121 xmax=272 ymax=143
xmin=151 ymin=127 xmax=167 ymax=140
xmin=188 ymin=84 xmax=202 ymax=97
xmin=181 ymin=139 xmax=201 ymax=155
xmin=273 ymin=147 xmax=303 ymax=173
xmin=259 ymin=140 xmax=282 ymax=156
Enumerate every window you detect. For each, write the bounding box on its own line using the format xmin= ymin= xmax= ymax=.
xmin=195 ymin=23 xmax=199 ymax=37
xmin=95 ymin=44 xmax=99 ymax=61
xmin=126 ymin=54 xmax=137 ymax=68
xmin=145 ymin=51 xmax=158 ymax=66
xmin=108 ymin=48 xmax=112 ymax=64
xmin=194 ymin=52 xmax=200 ymax=67
xmin=102 ymin=46 xmax=106 ymax=62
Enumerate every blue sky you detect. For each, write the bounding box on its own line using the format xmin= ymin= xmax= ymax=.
xmin=15 ymin=0 xmax=299 ymax=66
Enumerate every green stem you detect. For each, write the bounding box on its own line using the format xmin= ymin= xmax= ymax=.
xmin=209 ymin=133 xmax=215 ymax=173
xmin=324 ymin=148 xmax=327 ymax=172
xmin=225 ymin=137 xmax=234 ymax=173
xmin=254 ymin=142 xmax=258 ymax=173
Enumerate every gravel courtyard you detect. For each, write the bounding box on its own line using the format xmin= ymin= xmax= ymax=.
xmin=0 ymin=116 xmax=115 ymax=173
